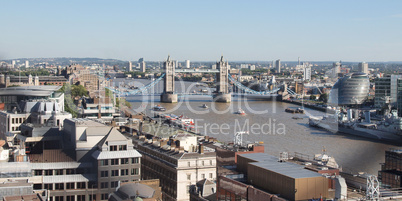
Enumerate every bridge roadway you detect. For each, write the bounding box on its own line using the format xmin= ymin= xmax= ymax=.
xmin=123 ymin=92 xmax=279 ymax=101
xmin=175 ymin=69 xmax=219 ymax=73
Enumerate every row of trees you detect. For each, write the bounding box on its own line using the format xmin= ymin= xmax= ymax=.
xmin=1 ymin=69 xmax=51 ymax=76
xmin=58 ymin=83 xmax=89 ymax=118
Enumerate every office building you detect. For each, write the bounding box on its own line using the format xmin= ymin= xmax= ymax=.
xmin=11 ymin=60 xmax=15 ymax=69
xmin=237 ymin=153 xmax=330 ymax=201
xmin=303 ymin=66 xmax=311 ymax=81
xmin=0 ymin=107 xmax=152 ymax=201
xmin=358 ymin=62 xmax=369 ymax=74
xmin=0 ymin=85 xmax=65 ymax=111
xmin=79 ymin=96 xmax=120 ymax=123
xmin=128 ymin=133 xmax=217 ymax=201
xmin=328 ymin=73 xmax=370 ymax=106
xmin=139 ymin=61 xmax=146 ymax=73
xmin=25 ymin=60 xmax=29 ymax=68
xmin=0 ymin=75 xmax=67 ymax=88
xmin=185 ymin=60 xmax=190 ymax=68
xmin=75 ymin=73 xmax=101 ymax=92
xmin=374 ymin=75 xmax=402 ymax=110
xmin=276 ymin=59 xmax=281 ymax=73
xmin=127 ymin=61 xmax=132 ymax=72
xmin=379 ymin=148 xmax=402 ymax=188
xmin=333 ymin=62 xmax=341 ymax=78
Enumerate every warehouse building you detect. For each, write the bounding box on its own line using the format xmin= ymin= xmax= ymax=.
xmin=237 ymin=153 xmax=330 ymax=201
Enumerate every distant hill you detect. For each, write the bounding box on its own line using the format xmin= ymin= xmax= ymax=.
xmin=3 ymin=57 xmax=127 ymax=66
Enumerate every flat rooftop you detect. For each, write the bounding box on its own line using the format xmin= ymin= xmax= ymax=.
xmin=240 ymin=153 xmax=323 ymax=179
xmin=0 ymin=86 xmax=61 ymax=96
xmin=137 ymin=139 xmax=216 ymax=160
xmin=66 ymin=118 xmax=108 ymax=127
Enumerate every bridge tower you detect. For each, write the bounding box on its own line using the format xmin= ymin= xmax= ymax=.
xmin=214 ymin=56 xmax=232 ymax=102
xmin=161 ymin=55 xmax=178 ymax=103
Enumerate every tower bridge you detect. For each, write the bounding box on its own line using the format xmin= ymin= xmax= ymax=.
xmin=107 ymin=56 xmax=287 ymax=102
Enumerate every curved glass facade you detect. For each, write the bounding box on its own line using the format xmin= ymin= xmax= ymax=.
xmin=329 ymin=73 xmax=370 ymax=106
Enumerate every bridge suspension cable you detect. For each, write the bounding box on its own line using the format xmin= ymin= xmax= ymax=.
xmin=228 ymin=74 xmax=280 ymax=95
xmin=107 ymin=73 xmax=165 ymax=96
xmin=287 ymin=88 xmax=298 ymax=96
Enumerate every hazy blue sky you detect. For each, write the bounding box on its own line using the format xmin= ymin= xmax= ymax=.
xmin=1 ymin=1 xmax=402 ymax=62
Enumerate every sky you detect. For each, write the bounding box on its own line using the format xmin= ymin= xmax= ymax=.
xmin=1 ymin=0 xmax=402 ymax=62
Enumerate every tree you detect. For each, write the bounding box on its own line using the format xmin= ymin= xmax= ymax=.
xmin=72 ymin=85 xmax=88 ymax=97
xmin=58 ymin=83 xmax=79 ymax=118
xmin=310 ymin=95 xmax=317 ymax=100
xmin=319 ymin=93 xmax=328 ymax=103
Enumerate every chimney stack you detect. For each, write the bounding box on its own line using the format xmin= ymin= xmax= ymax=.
xmin=199 ymin=144 xmax=204 ymax=154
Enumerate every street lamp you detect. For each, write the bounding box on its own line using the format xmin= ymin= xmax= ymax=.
xmin=91 ymin=184 xmax=95 ymax=201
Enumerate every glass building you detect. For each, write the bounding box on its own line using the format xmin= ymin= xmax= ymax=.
xmin=328 ymin=73 xmax=370 ymax=106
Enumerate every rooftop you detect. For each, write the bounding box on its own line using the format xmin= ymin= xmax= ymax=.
xmin=0 ymin=86 xmax=61 ymax=96
xmin=240 ymin=153 xmax=323 ymax=179
xmin=29 ymin=149 xmax=75 ymax=163
xmin=135 ymin=139 xmax=216 ymax=160
xmin=3 ymin=194 xmax=43 ymax=201
xmin=66 ymin=118 xmax=107 ymax=127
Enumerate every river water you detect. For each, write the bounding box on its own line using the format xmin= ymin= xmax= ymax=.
xmin=112 ymin=78 xmax=395 ymax=175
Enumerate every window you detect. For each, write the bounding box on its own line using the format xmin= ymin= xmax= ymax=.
xmin=111 ymin=159 xmax=119 ymax=165
xmin=33 ymin=184 xmax=42 ymax=189
xmin=110 ymin=145 xmax=117 ymax=151
xmin=89 ymin=195 xmax=96 ymax=201
xmin=209 ymin=173 xmax=213 ymax=178
xmin=131 ymin=168 xmax=139 ymax=175
xmin=55 ymin=183 xmax=64 ymax=190
xmin=100 ymin=159 xmax=109 ymax=166
xmin=66 ymin=169 xmax=75 ymax=175
xmin=44 ymin=170 xmax=53 ymax=176
xmin=201 ymin=174 xmax=205 ymax=179
xmin=66 ymin=183 xmax=74 ymax=189
xmin=131 ymin=157 xmax=139 ymax=164
xmin=44 ymin=184 xmax=52 ymax=190
xmin=210 ymin=160 xmax=213 ymax=165
xmin=76 ymin=182 xmax=85 ymax=189
xmin=187 ymin=174 xmax=191 ymax=180
xmin=121 ymin=169 xmax=128 ymax=176
xmin=34 ymin=170 xmax=43 ymax=175
xmin=101 ymin=171 xmax=108 ymax=177
xmin=111 ymin=181 xmax=118 ymax=188
xmin=188 ymin=162 xmax=190 ymax=167
xmin=111 ymin=170 xmax=119 ymax=176
xmin=202 ymin=161 xmax=205 ymax=166
xmin=77 ymin=195 xmax=85 ymax=201
xmin=55 ymin=196 xmax=63 ymax=201
xmin=187 ymin=185 xmax=190 ymax=194
xmin=101 ymin=193 xmax=109 ymax=200
xmin=66 ymin=196 xmax=74 ymax=201
xmin=55 ymin=169 xmax=63 ymax=175
xmin=119 ymin=145 xmax=127 ymax=151
xmin=101 ymin=182 xmax=108 ymax=189
xmin=121 ymin=158 xmax=129 ymax=164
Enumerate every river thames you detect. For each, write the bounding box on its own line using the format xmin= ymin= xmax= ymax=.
xmin=113 ymin=78 xmax=395 ymax=175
